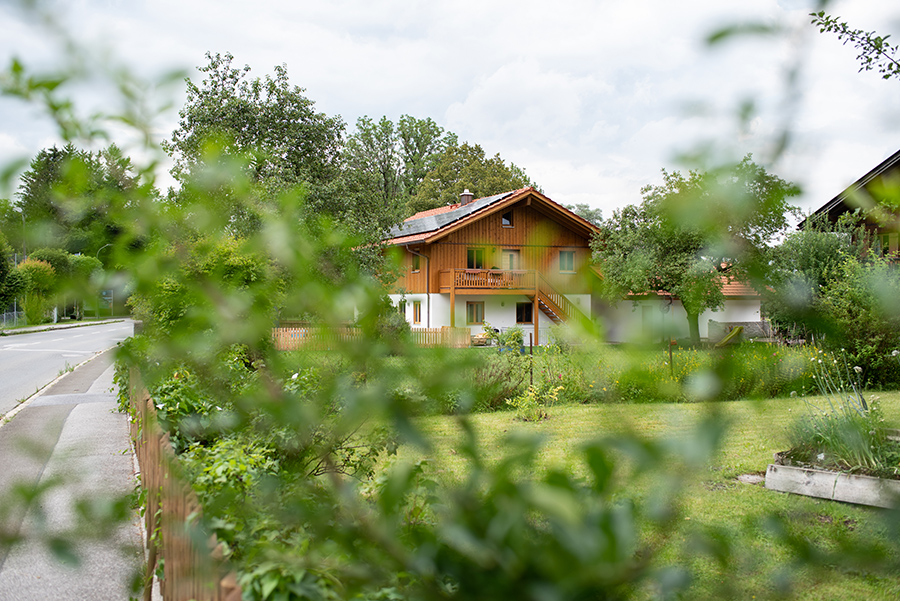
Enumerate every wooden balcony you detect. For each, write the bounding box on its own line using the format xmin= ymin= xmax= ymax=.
xmin=439 ymin=269 xmax=535 ymax=292
xmin=439 ymin=269 xmax=591 ymax=331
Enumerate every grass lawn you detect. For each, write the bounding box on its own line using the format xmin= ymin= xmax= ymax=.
xmin=411 ymin=392 xmax=900 ymax=600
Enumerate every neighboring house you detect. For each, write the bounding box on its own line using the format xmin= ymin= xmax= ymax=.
xmin=805 ymin=147 xmax=900 ymax=256
xmin=599 ymin=279 xmax=766 ymax=344
xmin=384 ymin=187 xmax=598 ymax=344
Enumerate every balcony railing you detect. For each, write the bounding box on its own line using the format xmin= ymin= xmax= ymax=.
xmin=439 ymin=269 xmax=536 ymax=291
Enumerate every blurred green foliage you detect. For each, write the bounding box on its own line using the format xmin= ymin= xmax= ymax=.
xmin=3 ymin=3 xmax=900 ymax=600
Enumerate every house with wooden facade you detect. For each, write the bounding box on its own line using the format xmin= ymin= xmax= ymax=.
xmin=805 ymin=147 xmax=900 ymax=257
xmin=384 ymin=187 xmax=598 ymax=344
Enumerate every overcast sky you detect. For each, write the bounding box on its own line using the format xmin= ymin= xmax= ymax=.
xmin=1 ymin=0 xmax=899 ymax=219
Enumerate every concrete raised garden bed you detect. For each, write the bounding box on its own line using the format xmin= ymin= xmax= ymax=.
xmin=765 ymin=454 xmax=900 ymax=509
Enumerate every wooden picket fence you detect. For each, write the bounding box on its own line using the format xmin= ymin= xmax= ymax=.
xmin=272 ymin=326 xmax=470 ymax=350
xmin=129 ymin=372 xmax=241 ymax=601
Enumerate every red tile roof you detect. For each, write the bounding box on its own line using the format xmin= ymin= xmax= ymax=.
xmin=405 ymin=203 xmax=462 ymax=220
xmin=627 ymin=275 xmax=759 ymax=299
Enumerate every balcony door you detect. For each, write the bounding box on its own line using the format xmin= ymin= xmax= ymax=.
xmin=501 ymin=249 xmax=520 ymax=271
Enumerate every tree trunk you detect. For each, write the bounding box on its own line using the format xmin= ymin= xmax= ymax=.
xmin=686 ymin=312 xmax=701 ymax=345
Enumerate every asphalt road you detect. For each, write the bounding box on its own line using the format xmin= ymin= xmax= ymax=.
xmin=0 ymin=321 xmax=133 ymax=417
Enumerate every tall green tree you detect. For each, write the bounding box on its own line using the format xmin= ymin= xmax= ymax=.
xmin=564 ymin=203 xmax=603 ymax=226
xmin=398 ymin=115 xmax=456 ymax=201
xmin=165 ymin=52 xmax=344 ymax=188
xmin=592 ymin=156 xmax=799 ymax=343
xmin=11 ymin=144 xmax=138 ymax=260
xmin=16 ymin=258 xmax=56 ymax=324
xmin=164 ymin=52 xmax=348 ymax=237
xmin=409 ymin=142 xmax=539 ymax=215
xmin=343 ymin=114 xmax=455 ymax=220
xmin=0 ymin=232 xmax=25 ymax=310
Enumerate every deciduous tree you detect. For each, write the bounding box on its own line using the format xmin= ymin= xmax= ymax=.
xmin=592 ymin=156 xmax=799 ymax=343
xmin=343 ymin=114 xmax=455 ymax=221
xmin=409 ymin=142 xmax=539 ymax=214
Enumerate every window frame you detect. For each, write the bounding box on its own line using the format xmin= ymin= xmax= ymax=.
xmin=880 ymin=233 xmax=892 ymax=256
xmin=467 ymin=247 xmax=485 ymax=270
xmin=501 ymin=210 xmax=514 ymax=228
xmin=411 ymin=254 xmax=421 ymax=272
xmin=413 ymin=300 xmax=422 ymax=324
xmin=516 ymin=301 xmax=533 ymax=324
xmin=466 ymin=301 xmax=485 ymax=325
xmin=559 ymin=250 xmax=576 ymax=273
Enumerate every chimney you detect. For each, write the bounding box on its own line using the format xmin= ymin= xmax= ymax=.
xmin=460 ymin=188 xmax=474 ymax=205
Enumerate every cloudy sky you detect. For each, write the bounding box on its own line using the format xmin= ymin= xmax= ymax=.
xmin=1 ymin=0 xmax=899 ymax=219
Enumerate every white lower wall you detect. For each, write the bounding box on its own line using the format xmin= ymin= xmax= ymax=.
xmin=389 ymin=293 xmax=588 ymax=345
xmin=600 ymin=298 xmax=762 ymax=343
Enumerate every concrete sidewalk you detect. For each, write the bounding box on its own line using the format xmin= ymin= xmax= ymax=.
xmin=0 ymin=349 xmax=143 ymax=601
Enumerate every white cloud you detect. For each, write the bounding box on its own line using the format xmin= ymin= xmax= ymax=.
xmin=0 ymin=0 xmax=898 ymax=218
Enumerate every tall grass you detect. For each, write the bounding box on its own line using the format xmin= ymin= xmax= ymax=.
xmin=785 ymin=348 xmax=900 ymax=476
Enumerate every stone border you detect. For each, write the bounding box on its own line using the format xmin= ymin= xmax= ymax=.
xmin=765 ymin=463 xmax=900 ymax=508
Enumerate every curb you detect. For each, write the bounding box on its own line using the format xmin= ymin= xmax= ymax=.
xmin=0 ymin=349 xmax=112 ymax=430
xmin=0 ymin=318 xmax=125 ymax=337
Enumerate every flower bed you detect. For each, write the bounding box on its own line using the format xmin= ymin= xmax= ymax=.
xmin=766 ymin=451 xmax=900 ymax=508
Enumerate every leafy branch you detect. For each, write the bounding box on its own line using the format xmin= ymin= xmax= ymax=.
xmin=811 ymin=11 xmax=900 ymax=80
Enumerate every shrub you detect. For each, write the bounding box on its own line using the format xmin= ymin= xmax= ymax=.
xmin=466 ymin=351 xmax=529 ymax=412
xmin=818 ymin=256 xmax=900 ymax=388
xmin=16 ymin=258 xmax=56 ymax=324
xmin=507 ymin=382 xmax=563 ymax=421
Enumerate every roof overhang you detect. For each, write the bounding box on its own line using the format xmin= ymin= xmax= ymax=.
xmin=384 ymin=187 xmax=600 ymax=246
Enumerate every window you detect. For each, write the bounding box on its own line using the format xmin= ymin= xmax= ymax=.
xmin=466 ymin=301 xmax=484 ymax=325
xmin=413 ymin=300 xmax=422 ymax=324
xmin=398 ymin=300 xmax=406 ymax=316
xmin=467 ymin=248 xmax=485 ymax=269
xmin=411 ymin=254 xmax=420 ymax=272
xmin=560 ymin=250 xmax=575 ymax=272
xmin=502 ymin=249 xmax=519 ymax=270
xmin=501 ymin=210 xmax=513 ymax=227
xmin=880 ymin=233 xmax=892 ymax=256
xmin=516 ymin=302 xmax=533 ymax=324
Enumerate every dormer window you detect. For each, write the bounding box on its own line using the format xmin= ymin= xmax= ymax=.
xmin=501 ymin=210 xmax=513 ymax=228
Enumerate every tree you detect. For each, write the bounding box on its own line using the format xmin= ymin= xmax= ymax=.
xmin=564 ymin=203 xmax=603 ymax=226
xmin=343 ymin=114 xmax=455 ymax=219
xmin=11 ymin=144 xmax=139 ymax=259
xmin=343 ymin=116 xmax=402 ymax=212
xmin=164 ymin=52 xmax=346 ymax=236
xmin=0 ymin=232 xmax=25 ymax=310
xmin=763 ymin=211 xmax=866 ymax=339
xmin=166 ymin=52 xmax=344 ymax=188
xmin=592 ymin=156 xmax=799 ymax=343
xmin=409 ymin=142 xmax=539 ymax=214
xmin=818 ymin=254 xmax=900 ymax=387
xmin=811 ymin=12 xmax=900 ymax=80
xmin=69 ymin=254 xmax=102 ymax=319
xmin=397 ymin=115 xmax=456 ymax=201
